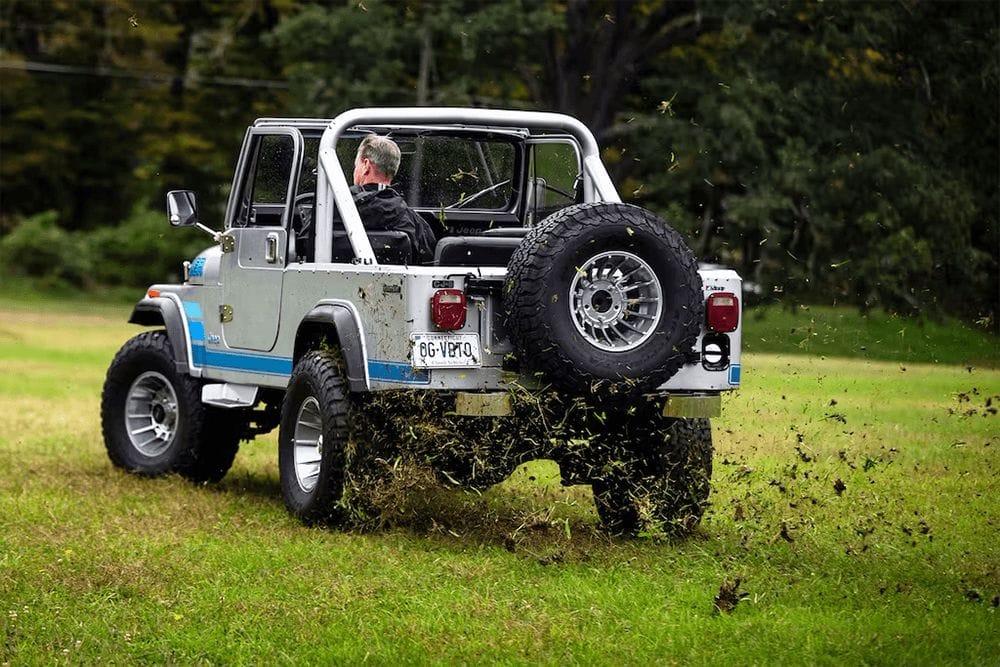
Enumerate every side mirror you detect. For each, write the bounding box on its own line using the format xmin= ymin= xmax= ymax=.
xmin=167 ymin=190 xmax=199 ymax=227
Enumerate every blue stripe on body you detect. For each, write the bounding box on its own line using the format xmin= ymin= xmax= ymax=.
xmin=188 ymin=321 xmax=205 ymax=342
xmin=190 ymin=344 xmax=293 ymax=376
xmin=187 ymin=337 xmax=428 ymax=385
xmin=191 ymin=343 xmax=206 ymax=366
xmin=368 ymin=360 xmax=430 ymax=385
xmin=183 ymin=301 xmax=203 ymax=320
xmin=729 ymin=364 xmax=741 ymax=385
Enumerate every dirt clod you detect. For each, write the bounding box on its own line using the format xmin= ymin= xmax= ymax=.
xmin=779 ymin=522 xmax=795 ymax=543
xmin=538 ymin=551 xmax=565 ymax=566
xmin=714 ymin=577 xmax=747 ymax=614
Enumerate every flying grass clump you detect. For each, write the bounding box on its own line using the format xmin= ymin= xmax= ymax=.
xmin=335 ymin=388 xmax=713 ymax=537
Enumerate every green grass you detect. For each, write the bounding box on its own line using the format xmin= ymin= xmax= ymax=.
xmin=1 ymin=295 xmax=998 ymax=664
xmin=0 ymin=277 xmax=138 ymax=319
xmin=744 ymin=304 xmax=998 ymax=367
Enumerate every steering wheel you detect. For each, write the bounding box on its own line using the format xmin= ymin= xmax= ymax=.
xmin=292 ymin=192 xmax=316 ymax=235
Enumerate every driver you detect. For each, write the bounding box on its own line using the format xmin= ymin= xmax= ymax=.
xmin=350 ymin=134 xmax=436 ymax=264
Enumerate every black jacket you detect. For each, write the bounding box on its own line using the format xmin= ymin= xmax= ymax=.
xmin=351 ymin=184 xmax=436 ymax=264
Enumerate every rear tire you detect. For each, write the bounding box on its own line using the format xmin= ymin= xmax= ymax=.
xmin=591 ymin=416 xmax=713 ymax=537
xmin=101 ymin=331 xmax=240 ymax=483
xmin=278 ymin=351 xmax=352 ymax=524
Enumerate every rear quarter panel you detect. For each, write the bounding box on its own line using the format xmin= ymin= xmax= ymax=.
xmin=658 ymin=268 xmax=743 ymax=392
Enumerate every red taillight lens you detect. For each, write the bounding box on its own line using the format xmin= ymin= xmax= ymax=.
xmin=432 ymin=289 xmax=467 ymax=330
xmin=706 ymin=292 xmax=739 ymax=333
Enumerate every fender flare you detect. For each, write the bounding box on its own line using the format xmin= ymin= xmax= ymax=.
xmin=128 ymin=296 xmax=190 ymax=374
xmin=296 ymin=303 xmax=369 ymax=392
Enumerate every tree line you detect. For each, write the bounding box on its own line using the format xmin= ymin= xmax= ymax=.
xmin=1 ymin=0 xmax=996 ymax=324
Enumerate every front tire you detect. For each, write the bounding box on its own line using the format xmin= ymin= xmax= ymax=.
xmin=278 ymin=351 xmax=352 ymax=524
xmin=101 ymin=331 xmax=240 ymax=483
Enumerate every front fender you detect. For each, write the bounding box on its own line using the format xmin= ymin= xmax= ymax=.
xmin=129 ymin=297 xmax=190 ymax=374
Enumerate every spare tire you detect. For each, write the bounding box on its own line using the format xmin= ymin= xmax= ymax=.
xmin=503 ymin=202 xmax=703 ymax=395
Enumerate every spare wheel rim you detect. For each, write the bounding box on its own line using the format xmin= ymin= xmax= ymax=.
xmin=568 ymin=250 xmax=663 ymax=352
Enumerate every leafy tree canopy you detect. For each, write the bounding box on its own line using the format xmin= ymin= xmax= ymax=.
xmin=0 ymin=0 xmax=996 ymax=322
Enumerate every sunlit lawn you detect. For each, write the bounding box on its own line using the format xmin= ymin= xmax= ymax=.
xmin=1 ymin=296 xmax=997 ymax=664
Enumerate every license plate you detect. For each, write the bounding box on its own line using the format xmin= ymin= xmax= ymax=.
xmin=410 ymin=333 xmax=482 ymax=368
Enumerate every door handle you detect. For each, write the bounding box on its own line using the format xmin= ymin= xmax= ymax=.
xmin=265 ymin=232 xmax=279 ymax=264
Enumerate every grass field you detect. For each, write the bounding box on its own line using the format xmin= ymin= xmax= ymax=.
xmin=743 ymin=303 xmax=997 ymax=367
xmin=1 ymin=294 xmax=998 ymax=664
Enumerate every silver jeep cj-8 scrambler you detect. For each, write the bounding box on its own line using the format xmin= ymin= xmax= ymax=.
xmin=101 ymin=108 xmax=742 ymax=535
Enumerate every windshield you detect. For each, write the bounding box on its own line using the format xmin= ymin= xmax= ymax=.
xmin=332 ymin=134 xmax=517 ymax=211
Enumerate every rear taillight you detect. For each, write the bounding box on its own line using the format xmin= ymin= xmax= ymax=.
xmin=432 ymin=289 xmax=467 ymax=330
xmin=706 ymin=292 xmax=739 ymax=333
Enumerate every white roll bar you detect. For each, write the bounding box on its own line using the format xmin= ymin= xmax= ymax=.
xmin=314 ymin=108 xmax=620 ymax=264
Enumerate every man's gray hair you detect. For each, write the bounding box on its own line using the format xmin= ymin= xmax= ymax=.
xmin=357 ymin=134 xmax=401 ymax=179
